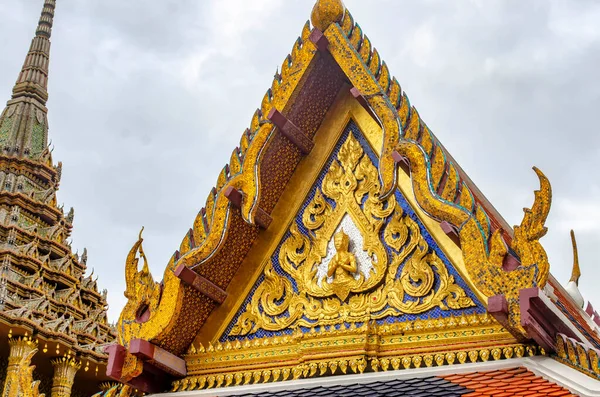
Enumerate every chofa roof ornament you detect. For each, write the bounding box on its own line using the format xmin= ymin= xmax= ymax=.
xmin=566 ymin=229 xmax=584 ymax=308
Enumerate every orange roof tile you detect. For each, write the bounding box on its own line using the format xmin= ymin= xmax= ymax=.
xmin=442 ymin=367 xmax=577 ymax=397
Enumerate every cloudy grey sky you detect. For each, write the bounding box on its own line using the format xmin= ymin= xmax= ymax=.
xmin=0 ymin=0 xmax=599 ymax=321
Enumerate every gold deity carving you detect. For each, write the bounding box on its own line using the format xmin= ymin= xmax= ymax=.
xmin=326 ymin=231 xmax=359 ymax=300
xmin=230 ymin=132 xmax=475 ymax=337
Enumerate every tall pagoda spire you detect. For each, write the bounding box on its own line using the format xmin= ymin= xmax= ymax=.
xmin=12 ymin=0 xmax=56 ymax=103
xmin=0 ymin=2 xmax=116 ymax=395
xmin=0 ymin=0 xmax=55 ymax=158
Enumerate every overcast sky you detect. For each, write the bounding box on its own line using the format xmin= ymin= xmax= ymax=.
xmin=0 ymin=0 xmax=599 ymax=322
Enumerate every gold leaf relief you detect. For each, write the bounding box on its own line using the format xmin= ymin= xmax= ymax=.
xmin=301 ymin=188 xmax=331 ymax=231
xmin=229 ymin=133 xmax=475 ymax=336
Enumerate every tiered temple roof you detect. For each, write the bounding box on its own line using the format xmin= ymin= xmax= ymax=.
xmin=0 ymin=1 xmax=116 ymax=396
xmin=104 ymin=0 xmax=600 ymax=396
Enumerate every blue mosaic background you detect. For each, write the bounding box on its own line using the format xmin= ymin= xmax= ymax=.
xmin=221 ymin=121 xmax=485 ymax=342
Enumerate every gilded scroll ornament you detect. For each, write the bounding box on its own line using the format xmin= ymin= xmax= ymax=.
xmin=230 ymin=133 xmax=474 ymax=336
xmin=395 ymin=135 xmax=551 ymax=332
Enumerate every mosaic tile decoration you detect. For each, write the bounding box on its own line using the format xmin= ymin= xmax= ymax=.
xmin=221 ymin=121 xmax=485 ymax=342
xmin=214 ymin=367 xmax=576 ymax=397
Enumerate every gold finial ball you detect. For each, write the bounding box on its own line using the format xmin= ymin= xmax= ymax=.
xmin=311 ymin=0 xmax=345 ymax=32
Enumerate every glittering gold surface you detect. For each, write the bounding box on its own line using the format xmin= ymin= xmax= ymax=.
xmin=555 ymin=334 xmax=600 ymax=380
xmin=2 ymin=337 xmax=43 ymax=397
xmin=50 ymin=356 xmax=81 ymax=397
xmin=512 ymin=167 xmax=552 ymax=288
xmin=117 ymin=228 xmax=164 ymax=347
xmin=115 ymin=0 xmax=557 ymax=373
xmin=321 ymin=8 xmax=552 ymax=337
xmin=310 ymin=0 xmax=345 ymax=32
xmin=115 ymin=19 xmax=319 ymax=356
xmin=230 ymin=133 xmax=473 ymax=336
xmin=179 ymin=314 xmax=530 ymax=391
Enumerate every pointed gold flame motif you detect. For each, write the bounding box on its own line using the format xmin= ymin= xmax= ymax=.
xmin=570 ymin=230 xmax=581 ymax=285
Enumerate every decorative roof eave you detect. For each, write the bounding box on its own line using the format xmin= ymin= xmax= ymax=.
xmin=111 ymin=0 xmax=590 ymax=392
xmin=0 ymin=191 xmax=63 ymax=222
xmin=0 ymin=225 xmax=73 ymax=258
xmin=114 ymin=0 xmax=531 ymax=358
xmin=0 ymin=249 xmax=81 ymax=283
xmin=115 ymin=21 xmax=321 ymax=353
xmin=1 ymin=278 xmax=107 ymax=328
xmin=174 ymin=314 xmax=537 ymax=393
xmin=0 ymin=154 xmax=58 ymax=185
xmin=177 ymin=21 xmax=318 ymax=267
xmin=0 ymin=312 xmax=110 ymax=363
xmin=555 ymin=333 xmax=600 ymax=380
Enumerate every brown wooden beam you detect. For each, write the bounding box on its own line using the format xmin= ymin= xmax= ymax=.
xmin=350 ymin=87 xmax=381 ymax=126
xmin=520 ymin=288 xmax=580 ymax=353
xmin=174 ymin=263 xmax=227 ymax=304
xmin=440 ymin=221 xmax=461 ymax=247
xmin=392 ymin=150 xmax=410 ymax=174
xmin=224 ymin=186 xmax=243 ymax=208
xmin=488 ymin=294 xmax=509 ymax=328
xmin=128 ymin=363 xmax=169 ymax=395
xmin=308 ymin=28 xmax=329 ymax=53
xmin=224 ymin=186 xmax=272 ymax=229
xmin=105 ymin=344 xmax=126 ymax=381
xmin=105 ymin=343 xmax=172 ymax=394
xmin=267 ymin=108 xmax=313 ymax=155
xmin=129 ymin=338 xmax=187 ymax=378
xmin=502 ymin=250 xmax=521 ymax=271
xmin=254 ymin=207 xmax=272 ymax=229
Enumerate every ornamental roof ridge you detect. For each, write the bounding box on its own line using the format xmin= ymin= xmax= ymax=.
xmin=111 ymin=0 xmax=600 ymax=392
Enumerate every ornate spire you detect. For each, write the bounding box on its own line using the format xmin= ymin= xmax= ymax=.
xmin=0 ymin=0 xmax=56 ymax=158
xmin=12 ymin=0 xmax=56 ymax=104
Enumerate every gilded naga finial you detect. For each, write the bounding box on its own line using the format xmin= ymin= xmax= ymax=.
xmin=311 ymin=0 xmax=345 ymax=32
xmin=569 ymin=229 xmax=581 ymax=285
xmin=119 ymin=226 xmax=161 ymax=345
xmin=511 ymin=167 xmax=552 ymax=288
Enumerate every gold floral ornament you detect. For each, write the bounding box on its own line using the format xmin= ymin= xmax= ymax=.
xmin=230 ymin=133 xmax=475 ymax=336
xmin=117 ymin=227 xmax=162 ymax=346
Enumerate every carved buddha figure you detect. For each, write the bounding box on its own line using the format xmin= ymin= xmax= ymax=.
xmin=327 ymin=231 xmax=358 ymax=279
